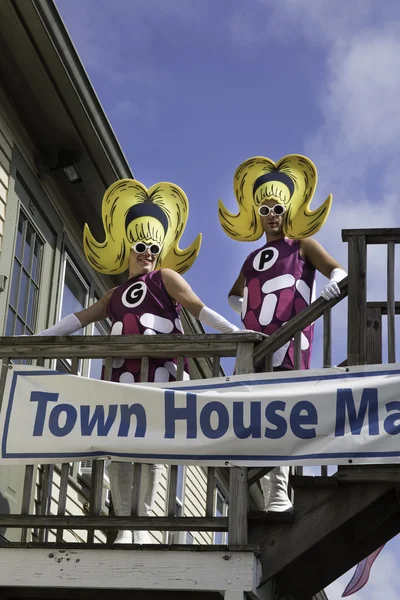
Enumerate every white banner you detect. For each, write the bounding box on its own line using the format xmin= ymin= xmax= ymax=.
xmin=1 ymin=364 xmax=400 ymax=466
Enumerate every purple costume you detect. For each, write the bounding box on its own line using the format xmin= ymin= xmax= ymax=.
xmin=242 ymin=238 xmax=315 ymax=370
xmin=105 ymin=269 xmax=189 ymax=383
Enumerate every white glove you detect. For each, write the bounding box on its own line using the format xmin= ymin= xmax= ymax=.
xmin=199 ymin=306 xmax=240 ymax=333
xmin=35 ymin=314 xmax=83 ymax=336
xmin=228 ymin=295 xmax=243 ymax=315
xmin=321 ymin=268 xmax=347 ymax=300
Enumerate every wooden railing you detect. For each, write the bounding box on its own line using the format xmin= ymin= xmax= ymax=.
xmin=0 ymin=333 xmax=265 ymax=547
xmin=0 ymin=228 xmax=398 ymax=550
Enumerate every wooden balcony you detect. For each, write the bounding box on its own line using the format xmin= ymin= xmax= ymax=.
xmin=0 ymin=228 xmax=398 ymax=600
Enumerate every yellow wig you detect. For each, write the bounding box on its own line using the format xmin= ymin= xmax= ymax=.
xmin=84 ymin=179 xmax=202 ymax=275
xmin=218 ymin=154 xmax=332 ymax=241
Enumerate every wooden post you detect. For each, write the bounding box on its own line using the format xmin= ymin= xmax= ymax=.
xmin=366 ymin=306 xmax=383 ymax=364
xmin=323 ymin=308 xmax=332 ymax=368
xmin=294 ymin=331 xmax=301 ymax=370
xmin=346 ymin=234 xmax=367 ymax=365
xmin=387 ymin=241 xmax=396 ymax=363
xmin=235 ymin=342 xmax=255 ymax=375
xmin=228 ymin=466 xmax=248 ymax=545
xmin=228 ymin=340 xmax=254 ymax=545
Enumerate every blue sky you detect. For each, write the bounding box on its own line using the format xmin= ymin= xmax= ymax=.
xmin=55 ymin=1 xmax=400 ymax=597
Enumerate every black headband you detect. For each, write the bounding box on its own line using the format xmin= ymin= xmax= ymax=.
xmin=253 ymin=171 xmax=295 ymax=198
xmin=125 ymin=202 xmax=169 ymax=233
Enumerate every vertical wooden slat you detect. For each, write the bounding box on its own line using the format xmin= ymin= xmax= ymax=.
xmin=38 ymin=464 xmax=54 ymax=543
xmin=321 ymin=466 xmax=328 ymax=476
xmin=167 ymin=465 xmax=178 ymax=518
xmin=103 ymin=357 xmax=113 ymax=381
xmin=235 ymin=342 xmax=254 ymax=375
xmin=347 ymin=235 xmax=367 ymax=365
xmin=231 ymin=341 xmax=252 ymax=544
xmin=87 ymin=459 xmax=104 ymax=544
xmin=140 ymin=356 xmax=149 ymax=382
xmin=228 ymin=467 xmax=248 ymax=545
xmin=176 ymin=355 xmax=184 ymax=381
xmin=131 ymin=463 xmax=142 ymax=517
xmin=70 ymin=356 xmax=79 ymax=373
xmin=20 ymin=465 xmax=35 ymax=543
xmin=323 ymin=309 xmax=332 ymax=368
xmin=295 ymin=466 xmax=303 ymax=476
xmin=264 ymin=354 xmax=273 ymax=372
xmin=0 ymin=359 xmax=10 ymax=412
xmin=212 ymin=356 xmax=220 ymax=378
xmin=294 ymin=331 xmax=301 ymax=370
xmin=206 ymin=467 xmax=216 ymax=517
xmin=366 ymin=307 xmax=383 ymax=364
xmin=56 ymin=463 xmax=70 ymax=543
xmin=387 ymin=241 xmax=396 ymax=363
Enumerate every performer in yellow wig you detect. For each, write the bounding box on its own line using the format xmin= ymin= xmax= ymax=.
xmin=219 ymin=154 xmax=332 ymax=241
xmin=221 ymin=154 xmax=346 ymax=517
xmin=84 ymin=178 xmax=201 ymax=275
xmin=36 ymin=177 xmax=241 ymax=545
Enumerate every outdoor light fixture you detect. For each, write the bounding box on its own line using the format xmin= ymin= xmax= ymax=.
xmin=62 ymin=162 xmax=82 ymax=184
xmin=57 ymin=150 xmax=83 ymax=184
xmin=35 ymin=149 xmax=83 ymax=184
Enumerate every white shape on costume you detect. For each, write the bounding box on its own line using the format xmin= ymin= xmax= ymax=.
xmin=140 ymin=313 xmax=174 ymax=334
xmin=175 ymin=318 xmax=183 ymax=333
xmin=296 ymin=279 xmax=311 ymax=304
xmin=111 ymin=321 xmax=123 ymax=335
xmin=164 ymin=361 xmax=190 ymax=381
xmin=253 ymin=246 xmax=279 ymax=272
xmin=262 ymin=274 xmax=295 ymax=294
xmin=301 ymin=332 xmax=310 ymax=350
xmin=111 ymin=321 xmax=125 ymax=368
xmin=242 ymin=286 xmax=249 ymax=318
xmin=154 ymin=367 xmax=170 ymax=382
xmin=273 ymin=341 xmax=291 ymax=367
xmin=143 ymin=329 xmax=156 ymax=335
xmin=113 ymin=358 xmax=125 ymax=369
xmin=259 ymin=293 xmax=278 ymax=326
xmin=119 ymin=372 xmax=135 ymax=384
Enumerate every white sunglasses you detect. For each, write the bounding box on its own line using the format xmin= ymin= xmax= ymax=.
xmin=131 ymin=242 xmax=161 ymax=256
xmin=258 ymin=204 xmax=287 ymax=217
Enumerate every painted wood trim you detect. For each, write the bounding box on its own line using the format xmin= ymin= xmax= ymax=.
xmin=0 ymin=548 xmax=258 ymax=591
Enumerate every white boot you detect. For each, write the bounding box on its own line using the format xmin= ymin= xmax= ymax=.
xmin=135 ymin=464 xmax=164 ymax=544
xmin=262 ymin=467 xmax=293 ymax=514
xmin=108 ymin=461 xmax=134 ymax=544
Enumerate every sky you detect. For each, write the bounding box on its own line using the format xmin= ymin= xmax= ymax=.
xmin=55 ymin=1 xmax=400 ymax=597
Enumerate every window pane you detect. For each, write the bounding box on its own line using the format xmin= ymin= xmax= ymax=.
xmin=216 ymin=493 xmax=224 ymax=517
xmin=89 ymin=325 xmax=105 ymax=379
xmin=32 ymin=238 xmax=43 ymax=282
xmin=27 ymin=283 xmax=38 ymax=330
xmin=15 ymin=317 xmax=24 ymax=335
xmin=23 ymin=224 xmax=34 ymax=272
xmin=176 ymin=466 xmax=184 ymax=502
xmin=18 ymin=271 xmax=29 ymax=318
xmin=6 ymin=308 xmax=15 ymax=335
xmin=9 ymin=261 xmax=21 ymax=308
xmin=61 ymin=263 xmax=88 ymax=322
xmin=15 ymin=216 xmax=23 ymax=260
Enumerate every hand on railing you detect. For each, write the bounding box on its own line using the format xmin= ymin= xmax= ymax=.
xmin=321 ymin=268 xmax=347 ymax=301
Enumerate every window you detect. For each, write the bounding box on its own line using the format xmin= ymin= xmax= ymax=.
xmin=55 ymin=256 xmax=90 ymax=374
xmin=214 ymin=486 xmax=229 ymax=544
xmin=89 ymin=295 xmax=111 ymax=380
xmin=6 ymin=211 xmax=44 ymax=336
xmin=175 ymin=465 xmax=185 ymax=517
